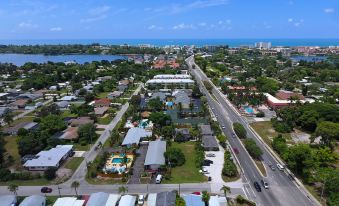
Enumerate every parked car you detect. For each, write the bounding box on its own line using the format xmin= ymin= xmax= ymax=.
xmin=201 ymin=168 xmax=209 ymax=174
xmin=232 ymin=133 xmax=236 ymax=138
xmin=137 ymin=195 xmax=144 ymax=205
xmin=204 ymin=159 xmax=213 ymax=164
xmin=261 ymin=180 xmax=269 ymax=189
xmin=222 ymin=125 xmax=225 ymax=129
xmin=192 ymin=192 xmax=201 ymax=195
xmin=253 ymin=181 xmax=262 ymax=192
xmin=233 ymin=147 xmax=239 ymax=154
xmin=202 ymin=161 xmax=210 ymax=166
xmin=41 ymin=187 xmax=52 ymax=193
xmin=270 ymin=165 xmax=276 ymax=171
xmin=277 ymin=163 xmax=284 ymax=171
xmin=155 ymin=174 xmax=162 ymax=184
xmin=208 ymin=176 xmax=212 ymax=181
xmin=206 ymin=153 xmax=216 ymax=157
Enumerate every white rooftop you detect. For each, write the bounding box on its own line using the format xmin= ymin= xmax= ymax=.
xmin=146 ymin=79 xmax=194 ymax=84
xmin=153 ymin=74 xmax=192 ymax=79
xmin=24 ymin=145 xmax=73 ymax=168
xmin=53 ymin=197 xmax=85 ymax=206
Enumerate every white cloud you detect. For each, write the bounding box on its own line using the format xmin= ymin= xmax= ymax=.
xmin=199 ymin=22 xmax=207 ymax=26
xmin=288 ymin=18 xmax=293 ymax=22
xmin=288 ymin=18 xmax=304 ymax=27
xmin=226 ymin=19 xmax=231 ymax=24
xmin=89 ymin=6 xmax=111 ymax=15
xmin=80 ymin=15 xmax=107 ymax=23
xmin=218 ymin=20 xmax=223 ymax=25
xmin=324 ymin=8 xmax=335 ymax=14
xmin=18 ymin=21 xmax=38 ymax=29
xmin=172 ymin=23 xmax=196 ymax=30
xmin=147 ymin=25 xmax=163 ymax=30
xmin=50 ymin=27 xmax=62 ymax=32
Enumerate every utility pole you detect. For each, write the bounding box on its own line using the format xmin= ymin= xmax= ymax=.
xmin=57 ymin=184 xmax=61 ymax=197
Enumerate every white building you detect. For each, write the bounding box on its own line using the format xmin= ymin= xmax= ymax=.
xmin=23 ymin=145 xmax=73 ymax=171
xmin=255 ymin=42 xmax=272 ymax=49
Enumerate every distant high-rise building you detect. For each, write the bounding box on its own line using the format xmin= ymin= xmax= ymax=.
xmin=255 ymin=42 xmax=272 ymax=49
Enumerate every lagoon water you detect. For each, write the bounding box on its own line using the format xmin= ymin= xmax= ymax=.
xmin=0 ymin=54 xmax=127 ymax=66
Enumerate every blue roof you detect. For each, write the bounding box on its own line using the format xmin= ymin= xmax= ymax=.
xmin=183 ymin=194 xmax=204 ymax=206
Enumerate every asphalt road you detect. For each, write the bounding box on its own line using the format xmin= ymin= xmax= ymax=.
xmin=186 ymin=56 xmax=318 ymax=206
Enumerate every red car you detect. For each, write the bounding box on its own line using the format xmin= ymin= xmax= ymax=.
xmin=192 ymin=192 xmax=201 ymax=195
xmin=41 ymin=187 xmax=52 ymax=193
xmin=233 ymin=147 xmax=239 ymax=154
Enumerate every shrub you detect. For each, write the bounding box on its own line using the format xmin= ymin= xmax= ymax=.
xmin=271 ymin=118 xmax=292 ymax=133
xmin=194 ymin=142 xmax=205 ymax=168
xmin=233 ymin=122 xmax=247 ymax=139
xmin=222 ymin=151 xmax=237 ymax=177
xmin=44 ymin=167 xmax=57 ymax=180
xmin=272 ymin=134 xmax=288 ymax=155
xmin=256 ymin=111 xmax=265 ymax=117
xmin=244 ymin=139 xmax=263 ymax=159
xmin=165 ymin=148 xmax=185 ymax=167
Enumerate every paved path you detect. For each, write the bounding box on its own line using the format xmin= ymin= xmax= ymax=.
xmin=128 ymin=144 xmax=148 ymax=184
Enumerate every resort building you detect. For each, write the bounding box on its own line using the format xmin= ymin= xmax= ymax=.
xmin=153 ymin=74 xmax=192 ymax=79
xmin=265 ymin=90 xmax=314 ymax=109
xmin=146 ymin=74 xmax=194 ymax=89
xmin=144 ymin=140 xmax=166 ymax=170
xmin=23 ymin=145 xmax=73 ymax=171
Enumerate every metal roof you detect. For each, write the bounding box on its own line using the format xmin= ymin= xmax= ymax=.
xmin=147 ymin=193 xmax=157 ymax=206
xmin=122 ymin=127 xmax=152 ymax=146
xmin=53 ymin=197 xmax=85 ymax=206
xmin=0 ymin=195 xmax=17 ymax=206
xmin=86 ymin=192 xmax=109 ymax=206
xmin=146 ymin=79 xmax=194 ymax=84
xmin=183 ymin=194 xmax=204 ymax=206
xmin=144 ymin=140 xmax=166 ymax=166
xmin=118 ymin=195 xmax=136 ymax=206
xmin=153 ymin=74 xmax=192 ymax=79
xmin=156 ymin=191 xmax=176 ymax=206
xmin=19 ymin=195 xmax=46 ymax=206
xmin=104 ymin=194 xmax=120 ymax=206
xmin=24 ymin=145 xmax=73 ymax=168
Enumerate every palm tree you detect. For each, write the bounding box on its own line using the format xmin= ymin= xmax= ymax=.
xmin=220 ymin=185 xmax=231 ymax=200
xmin=71 ymin=181 xmax=80 ymax=196
xmin=201 ymin=190 xmax=210 ymax=206
xmin=3 ymin=112 xmax=13 ymax=126
xmin=118 ymin=186 xmax=128 ymax=195
xmin=189 ymin=102 xmax=194 ymax=113
xmin=178 ymin=102 xmax=183 ymax=114
xmin=8 ymin=184 xmax=18 ymax=197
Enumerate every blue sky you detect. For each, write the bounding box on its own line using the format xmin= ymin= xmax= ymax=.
xmin=0 ymin=0 xmax=338 ymax=39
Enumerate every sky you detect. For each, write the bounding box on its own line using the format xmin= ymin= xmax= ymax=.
xmin=0 ymin=0 xmax=338 ymax=39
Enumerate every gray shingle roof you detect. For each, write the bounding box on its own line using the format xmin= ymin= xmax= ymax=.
xmin=156 ymin=191 xmax=176 ymax=206
xmin=19 ymin=195 xmax=45 ymax=206
xmin=199 ymin=124 xmax=213 ymax=135
xmin=202 ymin=135 xmax=219 ymax=149
xmin=173 ymin=90 xmax=190 ymax=105
xmin=122 ymin=128 xmax=152 ymax=146
xmin=144 ymin=140 xmax=166 ymax=166
xmin=151 ymin=92 xmax=167 ymax=103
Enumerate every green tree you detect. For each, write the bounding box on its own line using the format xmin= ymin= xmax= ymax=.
xmin=233 ymin=123 xmax=247 ymax=139
xmin=315 ymin=121 xmax=339 ymax=148
xmin=44 ymin=167 xmax=57 ymax=180
xmin=109 ymin=130 xmax=121 ymax=146
xmin=203 ymin=81 xmax=213 ymax=91
xmin=40 ymin=114 xmax=66 ymax=135
xmin=243 ymin=139 xmax=263 ymax=159
xmin=148 ymin=97 xmax=163 ymax=111
xmin=220 ymin=185 xmax=231 ymax=199
xmin=118 ymin=186 xmax=128 ymax=195
xmin=78 ymin=123 xmax=97 ymax=145
xmin=7 ymin=184 xmax=18 ymax=197
xmin=164 ymin=148 xmax=185 ymax=167
xmin=149 ymin=112 xmax=171 ymax=127
xmin=71 ymin=181 xmax=80 ymax=196
xmin=272 ymin=134 xmax=288 ymax=155
xmin=201 ymin=190 xmax=210 ymax=206
xmin=3 ymin=112 xmax=13 ymax=126
xmin=38 ymin=104 xmax=61 ymax=117
xmin=176 ymin=196 xmax=186 ymax=206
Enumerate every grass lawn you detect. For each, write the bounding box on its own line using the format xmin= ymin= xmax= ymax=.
xmin=4 ymin=136 xmax=22 ymax=170
xmin=0 ymin=178 xmax=50 ymax=186
xmin=64 ymin=157 xmax=84 ymax=171
xmin=250 ymin=121 xmax=292 ymax=147
xmin=254 ymin=160 xmax=267 ymax=177
xmin=61 ymin=110 xmax=77 ymax=118
xmin=97 ymin=115 xmax=114 ymax=125
xmin=162 ymin=142 xmax=207 ymax=184
xmin=97 ymin=92 xmax=110 ymax=99
xmin=222 ymin=175 xmax=240 ymax=182
xmin=73 ymin=143 xmax=90 ymax=151
xmin=4 ymin=116 xmax=35 ymax=129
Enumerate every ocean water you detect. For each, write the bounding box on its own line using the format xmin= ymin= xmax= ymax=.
xmin=0 ymin=39 xmax=339 ymax=47
xmin=0 ymin=54 xmax=127 ymax=66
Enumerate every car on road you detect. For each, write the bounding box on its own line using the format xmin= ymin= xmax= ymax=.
xmin=277 ymin=163 xmax=284 ymax=171
xmin=232 ymin=133 xmax=236 ymax=138
xmin=253 ymin=181 xmax=262 ymax=192
xmin=261 ymin=180 xmax=269 ymax=189
xmin=222 ymin=125 xmax=225 ymax=129
xmin=233 ymin=147 xmax=239 ymax=154
xmin=192 ymin=192 xmax=201 ymax=195
xmin=137 ymin=195 xmax=144 ymax=205
xmin=155 ymin=174 xmax=162 ymax=184
xmin=270 ymin=165 xmax=276 ymax=171
xmin=41 ymin=187 xmax=52 ymax=193
xmin=206 ymin=153 xmax=216 ymax=157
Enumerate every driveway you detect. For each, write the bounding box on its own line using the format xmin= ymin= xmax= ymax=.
xmin=128 ymin=143 xmax=148 ymax=184
xmin=203 ymin=145 xmax=225 ymax=184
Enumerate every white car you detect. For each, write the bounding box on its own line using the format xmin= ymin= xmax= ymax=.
xmin=155 ymin=174 xmax=162 ymax=184
xmin=206 ymin=153 xmax=216 ymax=157
xmin=137 ymin=195 xmax=144 ymax=205
xmin=202 ymin=168 xmax=209 ymax=174
xmin=222 ymin=125 xmax=225 ymax=129
xmin=277 ymin=163 xmax=284 ymax=171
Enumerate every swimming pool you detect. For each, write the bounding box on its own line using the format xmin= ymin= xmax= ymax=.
xmin=112 ymin=158 xmax=130 ymax=163
xmin=244 ymin=106 xmax=254 ymax=114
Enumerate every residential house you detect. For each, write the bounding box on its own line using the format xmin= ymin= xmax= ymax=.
xmin=17 ymin=93 xmax=42 ymax=101
xmin=55 ymin=101 xmax=70 ymax=110
xmin=202 ymin=135 xmax=219 ymax=151
xmin=19 ymin=195 xmax=46 ymax=206
xmin=10 ymin=99 xmax=28 ymax=109
xmin=118 ymin=195 xmax=136 ymax=206
xmin=173 ymin=90 xmax=191 ymax=109
xmin=121 ymin=127 xmax=152 ymax=146
xmin=150 ymin=92 xmax=167 ymax=103
xmin=199 ymin=124 xmax=213 ymax=136
xmin=53 ymin=197 xmax=85 ymax=206
xmin=175 ymin=128 xmax=191 ymax=141
xmin=155 ymin=191 xmax=176 ymax=206
xmin=69 ymin=117 xmax=94 ymax=127
xmin=23 ymin=145 xmax=73 ymax=171
xmin=144 ymin=140 xmax=166 ymax=171
xmin=86 ymin=192 xmax=109 ymax=206
xmin=0 ymin=107 xmax=10 ymax=117
xmin=107 ymin=91 xmax=123 ymax=99
xmin=0 ymin=195 xmax=17 ymax=206
xmin=60 ymin=96 xmax=77 ymax=101
xmin=105 ymin=194 xmax=120 ymax=206
xmin=3 ymin=122 xmax=38 ymax=135
xmin=94 ymin=98 xmax=111 ymax=107
xmin=57 ymin=127 xmax=79 ymax=140
xmin=94 ymin=106 xmax=109 ymax=117
xmin=118 ymin=79 xmax=129 ymax=92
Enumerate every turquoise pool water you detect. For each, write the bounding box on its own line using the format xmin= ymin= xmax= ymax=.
xmin=244 ymin=106 xmax=254 ymax=114
xmin=112 ymin=158 xmax=130 ymax=163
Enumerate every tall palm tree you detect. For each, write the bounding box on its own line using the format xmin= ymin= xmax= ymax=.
xmin=71 ymin=181 xmax=80 ymax=196
xmin=118 ymin=186 xmax=128 ymax=195
xmin=8 ymin=184 xmax=18 ymax=197
xmin=220 ymin=185 xmax=231 ymax=200
xmin=201 ymin=190 xmax=210 ymax=206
